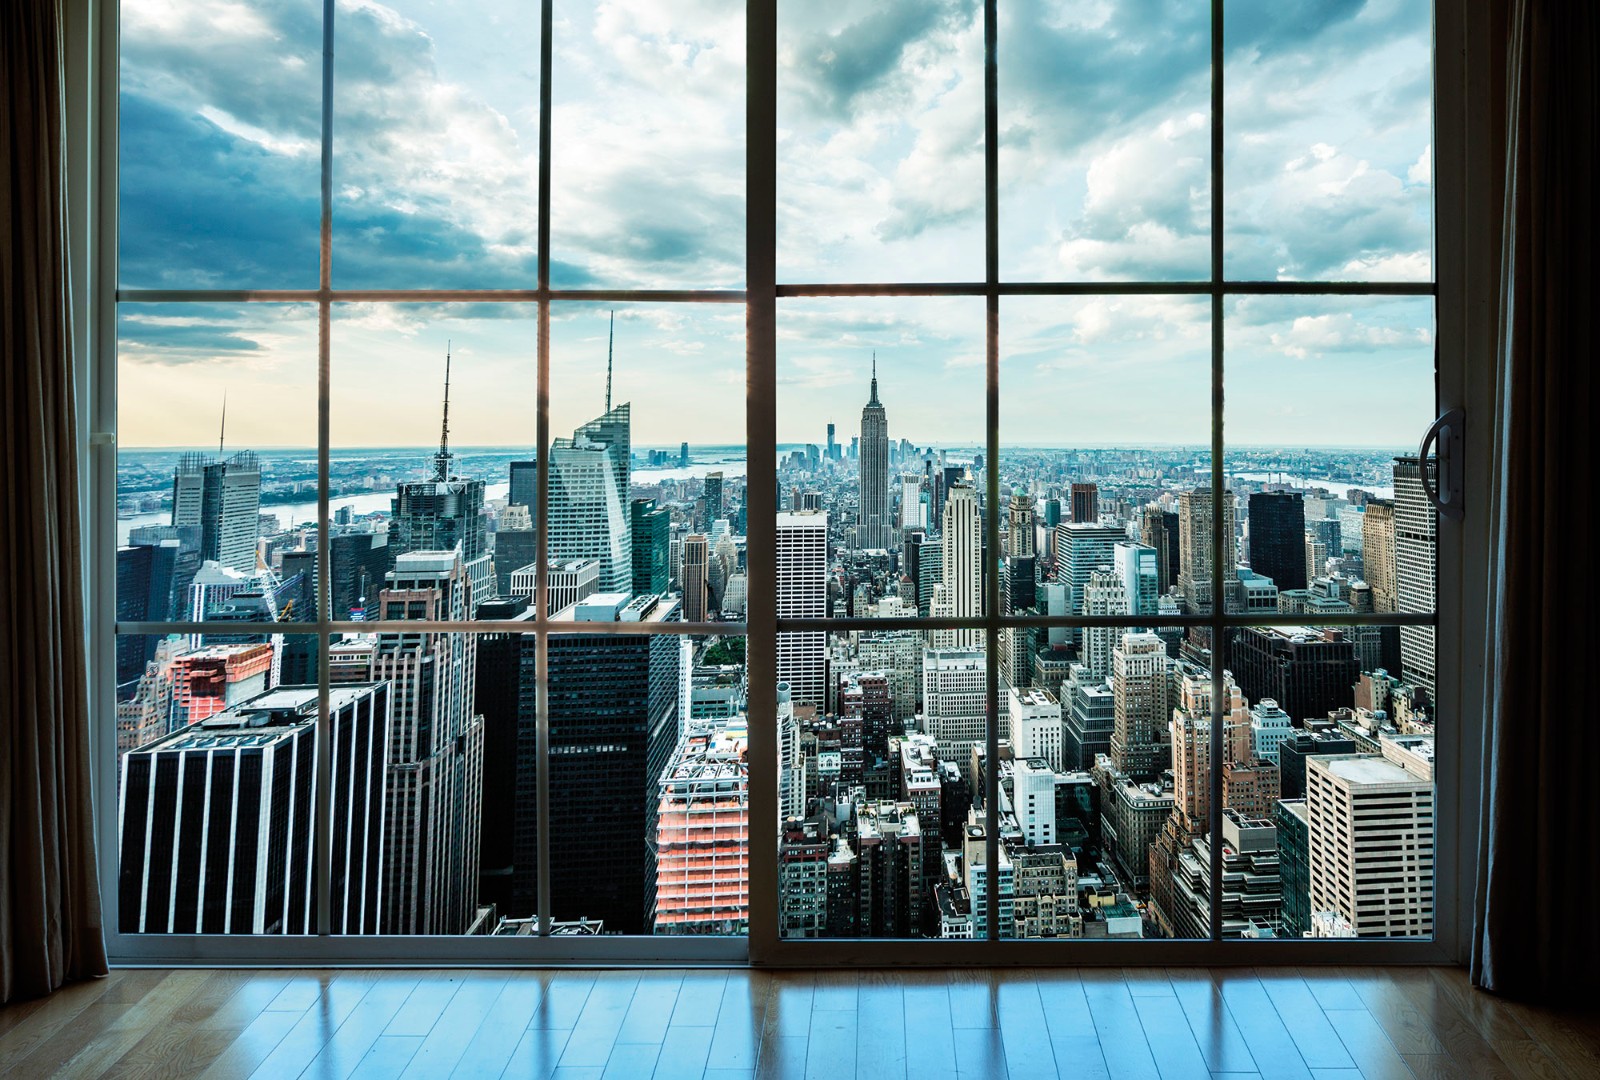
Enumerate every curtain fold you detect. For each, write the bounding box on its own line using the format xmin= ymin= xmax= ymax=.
xmin=1 ymin=0 xmax=109 ymax=1002
xmin=1472 ymin=0 xmax=1599 ymax=999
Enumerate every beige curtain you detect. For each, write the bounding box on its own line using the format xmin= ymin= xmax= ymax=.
xmin=1472 ymin=0 xmax=1599 ymax=999
xmin=1 ymin=0 xmax=109 ymax=1002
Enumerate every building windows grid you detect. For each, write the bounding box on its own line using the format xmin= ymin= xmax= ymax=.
xmin=106 ymin=0 xmax=1441 ymax=952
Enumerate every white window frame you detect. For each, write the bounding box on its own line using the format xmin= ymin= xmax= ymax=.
xmin=68 ymin=0 xmax=1495 ymax=966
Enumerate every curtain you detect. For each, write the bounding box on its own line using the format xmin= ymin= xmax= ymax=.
xmin=1472 ymin=0 xmax=1599 ymax=999
xmin=1 ymin=0 xmax=109 ymax=1002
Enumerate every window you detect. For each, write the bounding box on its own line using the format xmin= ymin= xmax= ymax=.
xmin=104 ymin=0 xmax=1453 ymax=962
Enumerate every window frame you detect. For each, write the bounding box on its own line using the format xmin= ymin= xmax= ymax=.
xmin=76 ymin=0 xmax=1491 ymax=966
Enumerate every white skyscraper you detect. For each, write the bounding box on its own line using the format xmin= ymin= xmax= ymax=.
xmin=934 ymin=483 xmax=983 ymax=650
xmin=1081 ymin=567 xmax=1130 ymax=679
xmin=1007 ymin=686 xmax=1063 ymax=772
xmin=549 ymin=403 xmax=632 ymax=595
xmin=1306 ymin=736 xmax=1435 ymax=937
xmin=923 ymin=648 xmax=986 ymax=779
xmin=776 ymin=510 xmax=828 ymax=706
xmin=1011 ymin=756 xmax=1057 ymax=848
xmin=857 ymin=357 xmax=891 ymax=550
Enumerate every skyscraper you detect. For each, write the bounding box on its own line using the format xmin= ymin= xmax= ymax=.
xmin=857 ymin=356 xmax=891 ymax=550
xmin=1005 ymin=493 xmax=1036 ymax=558
xmin=472 ymin=595 xmax=535 ymax=916
xmin=508 ymin=459 xmax=538 ymax=512
xmin=1229 ymin=626 xmax=1360 ymax=725
xmin=654 ymin=716 xmax=750 ymax=935
xmin=1362 ymin=500 xmax=1398 ymax=613
xmin=1007 ymin=687 xmax=1063 ymax=772
xmin=1178 ymin=487 xmax=1237 ymax=613
xmin=171 ymin=450 xmax=261 ymax=574
xmin=549 ymin=403 xmax=633 ymax=595
xmin=683 ymin=533 xmax=711 ymax=621
xmin=546 ymin=593 xmax=683 ymax=933
xmin=117 ymin=684 xmax=389 ymax=934
xmin=1110 ymin=631 xmax=1169 ymax=780
xmin=367 ymin=548 xmax=486 ymax=936
xmin=703 ymin=471 xmax=724 ymax=531
xmin=934 ymin=483 xmax=983 ymax=650
xmin=388 ymin=373 xmax=492 ymax=611
xmin=1081 ymin=568 xmax=1130 ymax=679
xmin=923 ymin=649 xmax=986 ymax=780
xmin=631 ymin=498 xmax=671 ymax=596
xmin=776 ymin=510 xmax=828 ymax=706
xmin=1070 ymin=483 xmax=1099 ymax=524
xmin=1306 ymin=737 xmax=1434 ymax=937
xmin=1114 ymin=542 xmax=1159 ymax=617
xmin=1248 ymin=491 xmax=1307 ymax=590
xmin=1141 ymin=506 xmax=1181 ymax=594
xmin=1393 ymin=458 xmax=1437 ymax=692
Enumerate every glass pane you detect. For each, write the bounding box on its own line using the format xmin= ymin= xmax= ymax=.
xmin=1229 ymin=625 xmax=1435 ymax=939
xmin=117 ymin=304 xmax=319 ymax=621
xmin=543 ymin=629 xmax=748 ymax=936
xmin=550 ymin=0 xmax=745 ymax=288
xmin=331 ymin=303 xmax=537 ymax=620
xmin=779 ymin=630 xmax=995 ymax=940
xmin=1223 ymin=0 xmax=1434 ymax=281
xmin=469 ymin=619 xmax=538 ymax=931
xmin=777 ymin=297 xmax=986 ymax=624
xmin=1001 ymin=296 xmax=1212 ymax=618
xmin=1225 ymin=295 xmax=1435 ymax=630
xmin=333 ymin=0 xmax=541 ymax=288
xmin=546 ymin=304 xmax=745 ymax=619
xmin=777 ymin=0 xmax=984 ymax=283
xmin=115 ymin=634 xmax=370 ymax=934
xmin=328 ymin=617 xmax=497 ymax=936
xmin=119 ymin=0 xmax=321 ymax=288
xmin=998 ymin=1 xmax=1211 ymax=281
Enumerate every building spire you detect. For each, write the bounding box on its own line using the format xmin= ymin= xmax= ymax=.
xmin=434 ymin=341 xmax=453 ymax=480
xmin=606 ymin=309 xmax=614 ymax=415
xmin=868 ymin=350 xmax=880 ymax=406
xmin=218 ymin=391 xmax=227 ymax=456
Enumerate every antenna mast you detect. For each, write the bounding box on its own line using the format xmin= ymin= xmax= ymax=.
xmin=219 ymin=392 xmax=227 ymax=455
xmin=434 ymin=341 xmax=453 ymax=480
xmin=606 ymin=309 xmax=614 ymax=414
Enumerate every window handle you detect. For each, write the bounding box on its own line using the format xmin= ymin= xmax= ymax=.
xmin=1418 ymin=407 xmax=1465 ymax=521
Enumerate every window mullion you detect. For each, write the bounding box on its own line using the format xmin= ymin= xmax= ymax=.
xmin=313 ymin=0 xmax=336 ymax=940
xmin=1208 ymin=0 xmax=1226 ymax=945
xmin=534 ymin=0 xmax=555 ymax=938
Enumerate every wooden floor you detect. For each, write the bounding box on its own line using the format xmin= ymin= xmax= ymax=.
xmin=1 ymin=967 xmax=1596 ymax=1079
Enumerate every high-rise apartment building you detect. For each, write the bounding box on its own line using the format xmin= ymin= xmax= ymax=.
xmin=117 ymin=684 xmax=389 ymax=934
xmin=1109 ymin=632 xmax=1170 ymax=780
xmin=654 ymin=716 xmax=749 ymax=935
xmin=548 ymin=403 xmax=633 ymax=595
xmin=1362 ymin=500 xmax=1398 ymax=612
xmin=1178 ymin=487 xmax=1237 ymax=613
xmin=1306 ymin=736 xmax=1435 ymax=937
xmin=368 ymin=549 xmax=486 ymax=936
xmin=776 ymin=510 xmax=828 ymax=706
xmin=857 ymin=359 xmax=891 ymax=550
xmin=923 ymin=649 xmax=986 ymax=779
xmin=1248 ymin=491 xmax=1307 ymax=590
xmin=171 ymin=450 xmax=261 ymax=574
xmin=1393 ymin=458 xmax=1437 ymax=692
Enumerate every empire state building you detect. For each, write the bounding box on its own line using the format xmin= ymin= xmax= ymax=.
xmin=857 ymin=355 xmax=891 ymax=550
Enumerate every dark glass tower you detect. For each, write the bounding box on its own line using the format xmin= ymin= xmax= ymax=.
xmin=544 ymin=593 xmax=683 ymax=933
xmin=631 ymin=498 xmax=671 ymax=596
xmin=1248 ymin=491 xmax=1308 ymax=590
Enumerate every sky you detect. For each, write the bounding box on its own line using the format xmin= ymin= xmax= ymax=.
xmin=117 ymin=0 xmax=1434 ymax=450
